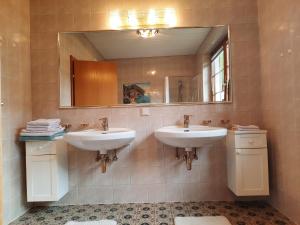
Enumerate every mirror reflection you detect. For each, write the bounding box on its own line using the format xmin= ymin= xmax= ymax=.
xmin=59 ymin=26 xmax=230 ymax=107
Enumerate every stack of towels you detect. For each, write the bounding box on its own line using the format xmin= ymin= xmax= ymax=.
xmin=231 ymin=124 xmax=260 ymax=131
xmin=20 ymin=119 xmax=65 ymax=141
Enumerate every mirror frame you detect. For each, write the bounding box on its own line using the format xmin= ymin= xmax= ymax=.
xmin=57 ymin=25 xmax=232 ymax=109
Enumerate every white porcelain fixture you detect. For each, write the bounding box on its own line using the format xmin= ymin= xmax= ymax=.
xmin=155 ymin=125 xmax=227 ymax=148
xmin=26 ymin=138 xmax=68 ymax=202
xmin=155 ymin=125 xmax=227 ymax=170
xmin=64 ymin=128 xmax=136 ymax=154
xmin=226 ymin=130 xmax=269 ymax=196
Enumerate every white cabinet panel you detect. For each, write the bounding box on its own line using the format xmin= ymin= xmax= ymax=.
xmin=226 ymin=131 xmax=269 ymax=196
xmin=236 ymin=148 xmax=269 ymax=195
xmin=235 ymin=134 xmax=267 ymax=149
xmin=26 ymin=139 xmax=68 ymax=202
xmin=26 ymin=155 xmax=57 ymax=201
xmin=26 ymin=141 xmax=56 ymax=155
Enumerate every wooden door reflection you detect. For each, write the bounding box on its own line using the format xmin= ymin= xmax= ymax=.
xmin=72 ymin=58 xmax=118 ymax=106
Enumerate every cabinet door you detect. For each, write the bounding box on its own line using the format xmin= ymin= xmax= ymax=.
xmin=236 ymin=148 xmax=269 ymax=196
xmin=26 ymin=155 xmax=58 ymax=202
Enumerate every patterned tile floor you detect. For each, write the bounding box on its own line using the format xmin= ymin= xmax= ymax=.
xmin=10 ymin=201 xmax=295 ymax=225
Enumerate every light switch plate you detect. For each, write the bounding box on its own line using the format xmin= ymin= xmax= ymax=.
xmin=140 ymin=107 xmax=151 ymax=116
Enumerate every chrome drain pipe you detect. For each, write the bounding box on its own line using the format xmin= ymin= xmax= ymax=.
xmin=175 ymin=147 xmax=198 ymax=170
xmin=96 ymin=150 xmax=118 ymax=173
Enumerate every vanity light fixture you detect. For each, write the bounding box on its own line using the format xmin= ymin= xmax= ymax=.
xmin=108 ymin=8 xmax=177 ymax=29
xmin=128 ymin=10 xmax=138 ymax=28
xmin=137 ymin=29 xmax=159 ymax=38
xmin=109 ymin=10 xmax=122 ymax=29
xmin=147 ymin=9 xmax=157 ymax=25
xmin=164 ymin=8 xmax=177 ymax=26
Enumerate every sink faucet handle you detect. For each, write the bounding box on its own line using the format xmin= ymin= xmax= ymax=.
xmin=80 ymin=123 xmax=89 ymax=128
xmin=62 ymin=123 xmax=72 ymax=132
xmin=202 ymin=120 xmax=212 ymax=126
xmin=220 ymin=119 xmax=230 ymax=124
xmin=184 ymin=114 xmax=192 ymax=119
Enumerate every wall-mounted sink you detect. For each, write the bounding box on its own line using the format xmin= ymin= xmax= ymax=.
xmin=155 ymin=125 xmax=227 ymax=148
xmin=64 ymin=128 xmax=136 ymax=154
xmin=64 ymin=128 xmax=136 ymax=173
xmin=155 ymin=125 xmax=227 ymax=170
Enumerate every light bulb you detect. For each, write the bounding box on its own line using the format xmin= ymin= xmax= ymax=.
xmin=164 ymin=8 xmax=176 ymax=27
xmin=128 ymin=10 xmax=138 ymax=28
xmin=109 ymin=10 xmax=122 ymax=29
xmin=147 ymin=9 xmax=156 ymax=25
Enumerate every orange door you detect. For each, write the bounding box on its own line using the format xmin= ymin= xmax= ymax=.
xmin=73 ymin=60 xmax=118 ymax=106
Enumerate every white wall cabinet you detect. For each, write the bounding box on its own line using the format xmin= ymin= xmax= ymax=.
xmin=26 ymin=138 xmax=69 ymax=202
xmin=226 ymin=130 xmax=269 ymax=196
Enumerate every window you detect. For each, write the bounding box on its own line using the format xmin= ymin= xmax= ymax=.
xmin=210 ymin=39 xmax=230 ymax=102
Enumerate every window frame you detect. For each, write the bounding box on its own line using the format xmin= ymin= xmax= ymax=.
xmin=210 ymin=37 xmax=230 ymax=102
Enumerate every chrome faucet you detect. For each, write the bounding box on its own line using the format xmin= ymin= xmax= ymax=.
xmin=183 ymin=115 xmax=192 ymax=128
xmin=202 ymin=120 xmax=212 ymax=126
xmin=99 ymin=117 xmax=108 ymax=131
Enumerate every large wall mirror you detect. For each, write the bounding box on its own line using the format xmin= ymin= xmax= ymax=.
xmin=58 ymin=26 xmax=231 ymax=107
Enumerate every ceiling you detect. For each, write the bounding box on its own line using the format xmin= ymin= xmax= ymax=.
xmin=83 ymin=28 xmax=212 ymax=60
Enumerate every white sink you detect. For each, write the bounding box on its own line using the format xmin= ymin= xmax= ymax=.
xmin=64 ymin=128 xmax=136 ymax=153
xmin=155 ymin=125 xmax=227 ymax=148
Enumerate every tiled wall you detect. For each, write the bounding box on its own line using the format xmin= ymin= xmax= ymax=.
xmin=30 ymin=0 xmax=261 ymax=205
xmin=0 ymin=0 xmax=32 ymax=224
xmin=257 ymin=0 xmax=300 ymax=223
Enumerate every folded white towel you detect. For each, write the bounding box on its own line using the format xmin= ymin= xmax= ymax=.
xmin=26 ymin=126 xmax=64 ymax=132
xmin=22 ymin=127 xmax=64 ymax=133
xmin=20 ymin=128 xmax=64 ymax=137
xmin=65 ymin=220 xmax=117 ymax=225
xmin=27 ymin=119 xmax=61 ymax=126
xmin=27 ymin=124 xmax=61 ymax=129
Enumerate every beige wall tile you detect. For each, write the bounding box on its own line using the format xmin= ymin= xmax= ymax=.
xmin=257 ymin=0 xmax=300 ymax=223
xmin=1 ymin=0 xmax=32 ymax=224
